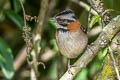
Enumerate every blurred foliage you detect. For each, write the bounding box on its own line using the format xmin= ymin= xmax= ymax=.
xmin=4 ymin=9 xmax=24 ymax=29
xmin=75 ymin=68 xmax=88 ymax=80
xmin=89 ymin=15 xmax=101 ymax=28
xmin=0 ymin=0 xmax=120 ymax=80
xmin=13 ymin=0 xmax=25 ymax=13
xmin=47 ymin=59 xmax=57 ymax=80
xmin=0 ymin=37 xmax=14 ymax=79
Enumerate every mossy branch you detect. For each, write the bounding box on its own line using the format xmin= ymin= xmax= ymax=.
xmin=87 ymin=0 xmax=112 ymax=24
xmin=60 ymin=15 xmax=120 ymax=80
xmin=96 ymin=32 xmax=120 ymax=80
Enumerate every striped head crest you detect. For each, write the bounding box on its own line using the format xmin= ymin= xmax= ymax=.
xmin=50 ymin=9 xmax=77 ymax=28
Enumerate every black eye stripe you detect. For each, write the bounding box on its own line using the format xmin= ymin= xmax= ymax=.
xmin=57 ymin=19 xmax=74 ymax=27
xmin=57 ymin=19 xmax=74 ymax=23
xmin=66 ymin=19 xmax=74 ymax=22
xmin=72 ymin=16 xmax=77 ymax=19
xmin=59 ymin=23 xmax=67 ymax=26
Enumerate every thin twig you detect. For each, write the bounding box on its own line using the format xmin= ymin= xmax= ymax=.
xmin=30 ymin=0 xmax=49 ymax=79
xmin=109 ymin=46 xmax=120 ymax=80
xmin=19 ymin=0 xmax=33 ymax=64
xmin=87 ymin=7 xmax=92 ymax=32
xmin=19 ymin=0 xmax=38 ymax=79
xmin=14 ymin=46 xmax=27 ymax=71
xmin=19 ymin=0 xmax=26 ymax=27
xmin=87 ymin=0 xmax=112 ymax=24
xmin=88 ymin=7 xmax=92 ymax=27
xmin=87 ymin=26 xmax=102 ymax=37
xmin=72 ymin=0 xmax=97 ymax=15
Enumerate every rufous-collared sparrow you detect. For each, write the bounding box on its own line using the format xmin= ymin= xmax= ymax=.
xmin=51 ymin=9 xmax=88 ymax=59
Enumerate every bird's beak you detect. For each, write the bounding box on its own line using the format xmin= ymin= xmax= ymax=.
xmin=50 ymin=17 xmax=56 ymax=22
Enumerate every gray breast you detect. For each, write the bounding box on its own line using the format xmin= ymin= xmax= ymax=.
xmin=56 ymin=31 xmax=88 ymax=58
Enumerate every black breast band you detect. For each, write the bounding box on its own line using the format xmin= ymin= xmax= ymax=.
xmin=57 ymin=28 xmax=69 ymax=32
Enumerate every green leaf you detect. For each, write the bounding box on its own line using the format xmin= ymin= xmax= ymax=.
xmin=114 ymin=0 xmax=120 ymax=9
xmin=4 ymin=9 xmax=24 ymax=29
xmin=89 ymin=15 xmax=101 ymax=28
xmin=98 ymin=47 xmax=108 ymax=60
xmin=75 ymin=68 xmax=88 ymax=80
xmin=103 ymin=0 xmax=114 ymax=9
xmin=13 ymin=0 xmax=25 ymax=13
xmin=13 ymin=0 xmax=22 ymax=13
xmin=49 ymin=20 xmax=57 ymax=29
xmin=117 ymin=35 xmax=120 ymax=43
xmin=56 ymin=0 xmax=59 ymax=7
xmin=50 ymin=39 xmax=58 ymax=52
xmin=0 ymin=37 xmax=14 ymax=79
xmin=48 ymin=60 xmax=57 ymax=80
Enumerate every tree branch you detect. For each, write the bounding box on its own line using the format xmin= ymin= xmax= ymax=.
xmin=30 ymin=0 xmax=49 ymax=79
xmin=109 ymin=46 xmax=120 ymax=80
xmin=87 ymin=0 xmax=112 ymax=24
xmin=14 ymin=46 xmax=27 ymax=71
xmin=71 ymin=0 xmax=97 ymax=15
xmin=96 ymin=32 xmax=120 ymax=80
xmin=60 ymin=15 xmax=120 ymax=80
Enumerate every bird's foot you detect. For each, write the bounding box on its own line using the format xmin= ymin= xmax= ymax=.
xmin=67 ymin=60 xmax=76 ymax=75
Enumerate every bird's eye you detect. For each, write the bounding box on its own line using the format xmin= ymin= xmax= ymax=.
xmin=57 ymin=19 xmax=63 ymax=24
xmin=57 ymin=18 xmax=68 ymax=26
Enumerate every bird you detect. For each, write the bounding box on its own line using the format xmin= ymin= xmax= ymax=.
xmin=50 ymin=9 xmax=88 ymax=70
